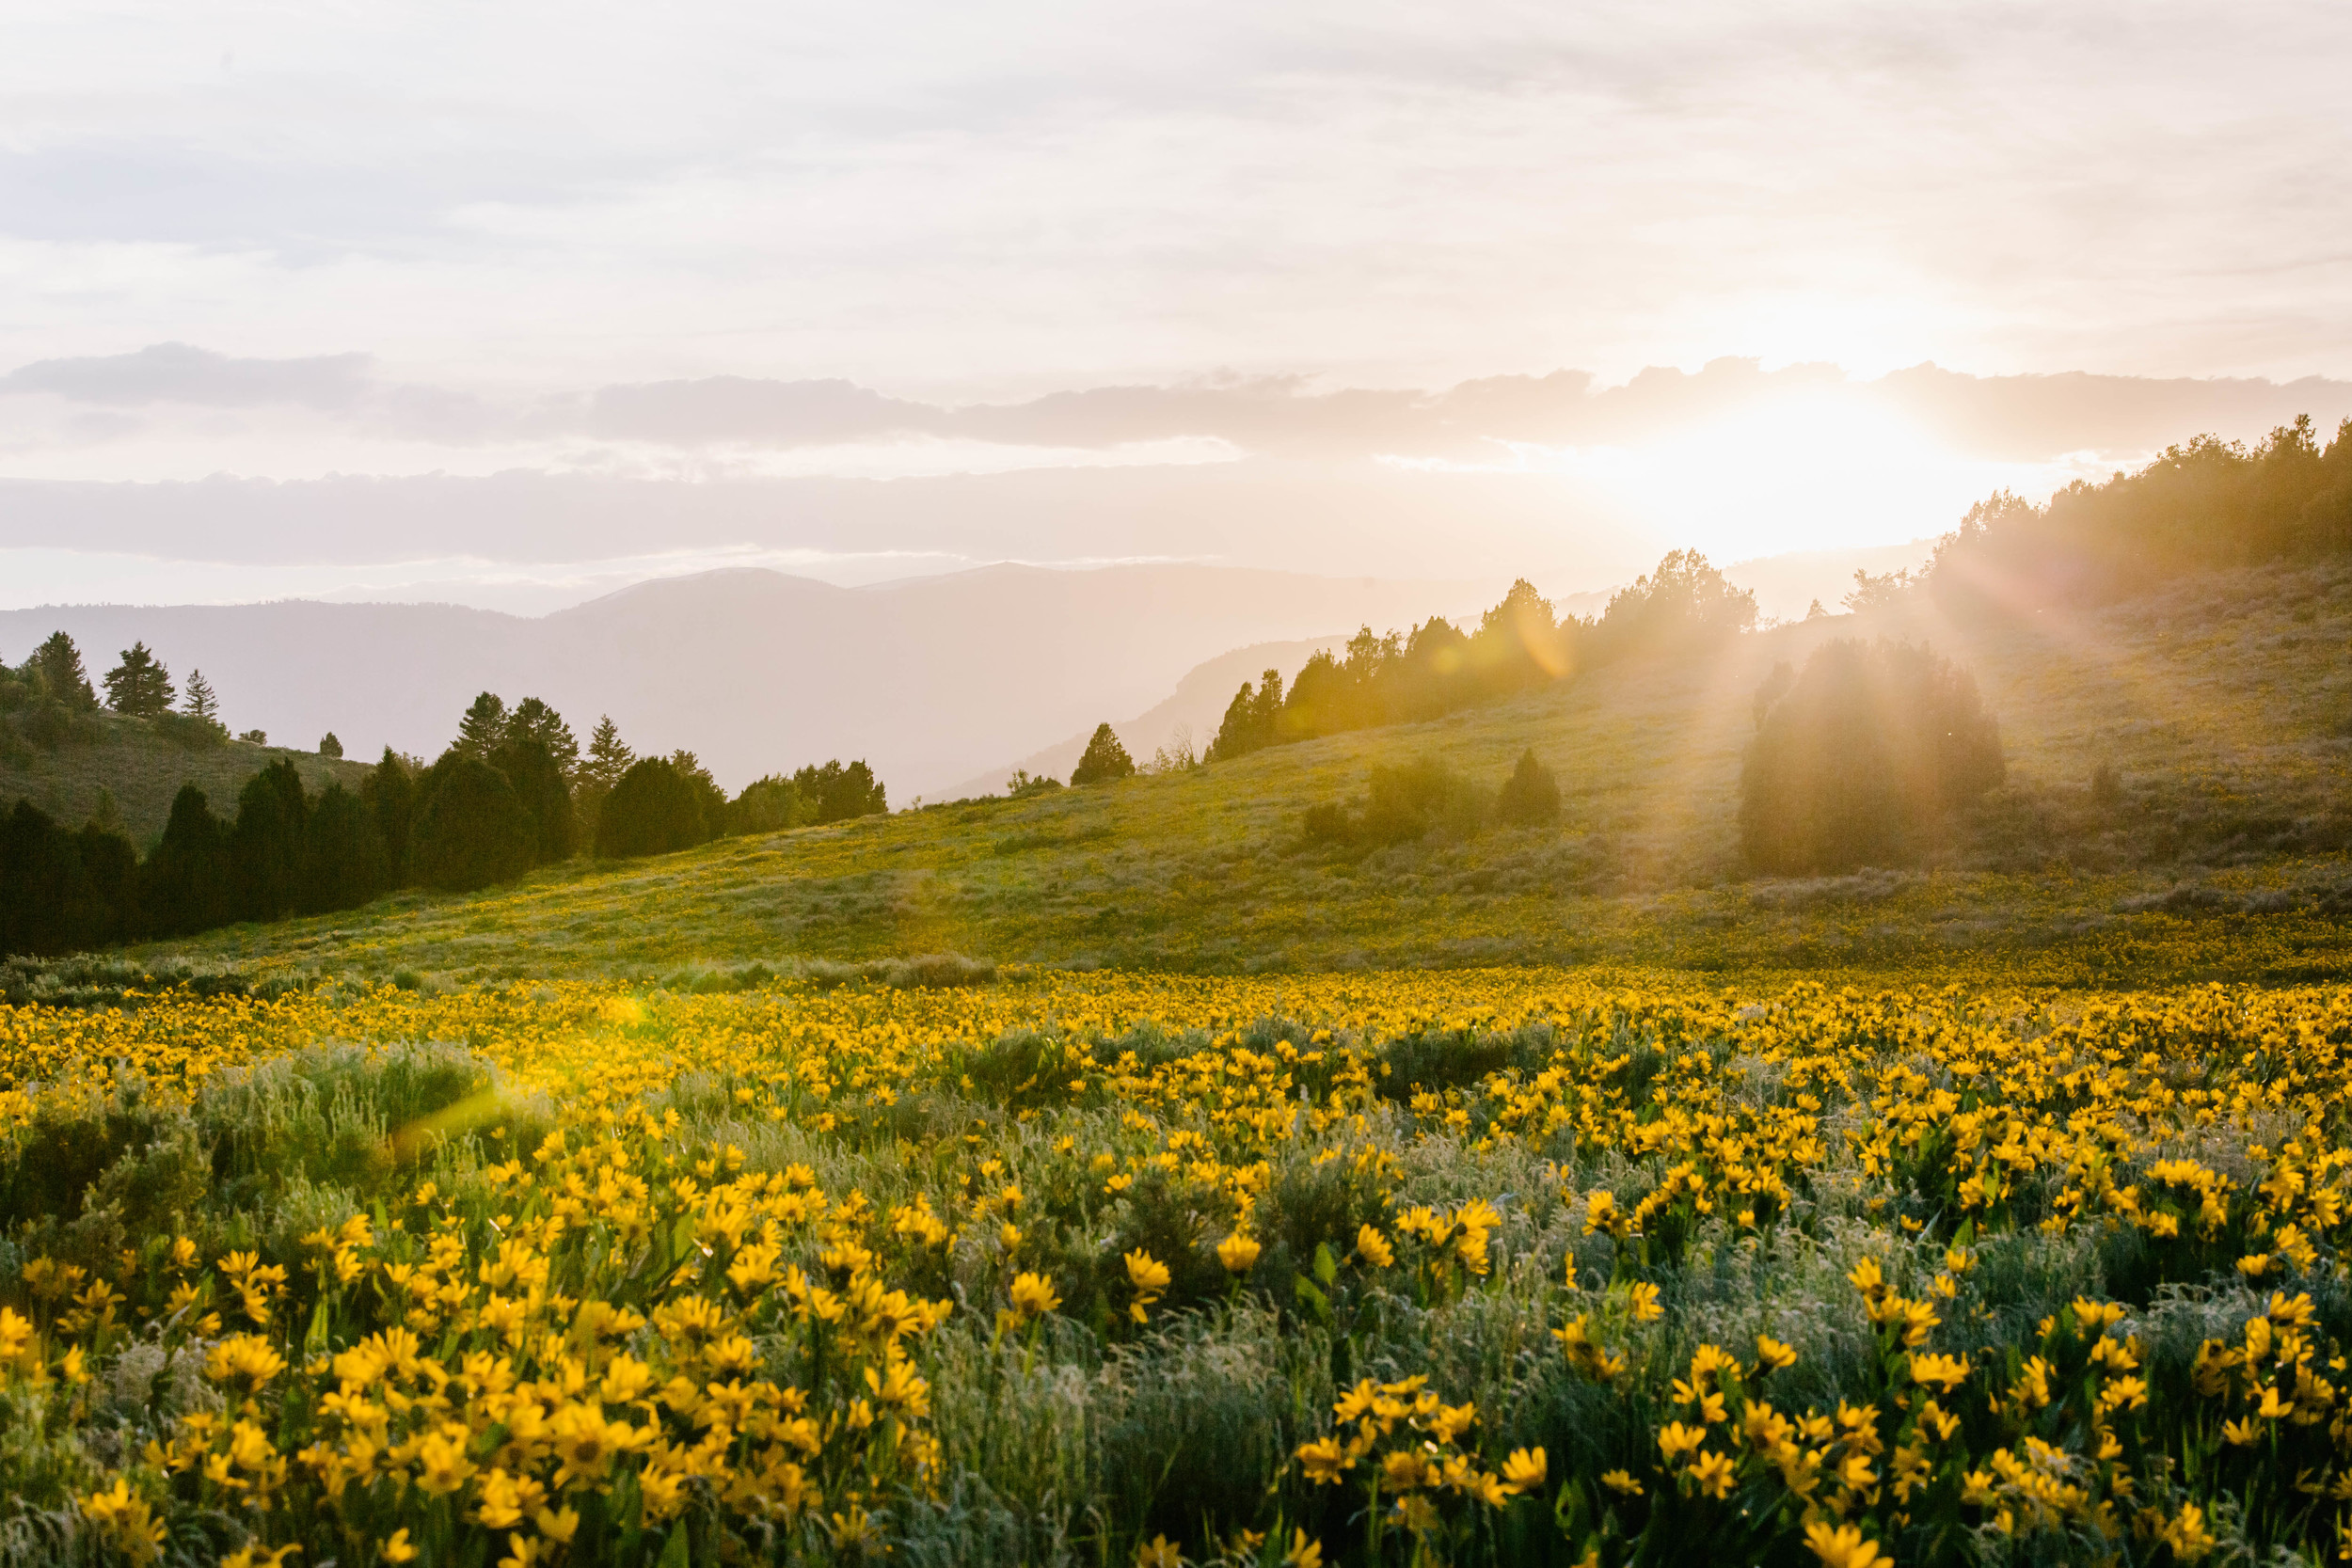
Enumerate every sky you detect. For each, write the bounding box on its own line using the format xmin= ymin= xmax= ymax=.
xmin=5 ymin=0 xmax=2350 ymax=610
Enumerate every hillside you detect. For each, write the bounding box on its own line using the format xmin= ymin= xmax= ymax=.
xmin=0 ymin=564 xmax=1480 ymax=800
xmin=117 ymin=555 xmax=2352 ymax=988
xmin=0 ymin=710 xmax=369 ymax=846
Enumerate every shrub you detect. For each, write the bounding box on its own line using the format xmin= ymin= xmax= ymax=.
xmin=409 ymin=756 xmax=533 ymax=891
xmin=1740 ymin=639 xmax=2004 ymax=873
xmin=1494 ymin=749 xmax=1561 ymax=827
xmin=596 ymin=757 xmax=710 ymax=860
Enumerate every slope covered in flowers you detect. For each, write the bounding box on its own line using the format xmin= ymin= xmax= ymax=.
xmin=8 ymin=970 xmax=2352 ymax=1564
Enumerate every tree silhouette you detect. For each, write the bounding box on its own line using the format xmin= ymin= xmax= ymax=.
xmin=103 ymin=641 xmax=176 ymax=718
xmin=23 ymin=632 xmax=96 ymax=709
xmin=361 ymin=748 xmax=418 ymax=886
xmin=229 ymin=759 xmax=312 ymax=922
xmin=1070 ymin=723 xmax=1136 ymax=784
xmin=409 ymin=756 xmax=532 ymax=891
xmin=1494 ymin=749 xmax=1561 ymax=826
xmin=299 ymin=783 xmax=389 ymax=913
xmin=182 ymin=669 xmax=220 ymax=724
xmin=596 ymin=757 xmax=708 ymax=859
xmin=454 ymin=692 xmax=509 ymax=758
xmin=137 ymin=785 xmax=232 ymax=936
xmin=1740 ymin=640 xmax=2005 ymax=873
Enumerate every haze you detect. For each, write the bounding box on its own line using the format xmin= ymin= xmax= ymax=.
xmin=5 ymin=0 xmax=2350 ymax=607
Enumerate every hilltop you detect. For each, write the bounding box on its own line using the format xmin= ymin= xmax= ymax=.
xmin=117 ymin=553 xmax=2352 ymax=989
xmin=0 ymin=710 xmax=368 ymax=847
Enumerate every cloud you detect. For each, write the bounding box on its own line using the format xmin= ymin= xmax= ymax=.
xmin=0 ymin=342 xmax=376 ymax=410
xmin=552 ymin=359 xmax=2352 ymax=463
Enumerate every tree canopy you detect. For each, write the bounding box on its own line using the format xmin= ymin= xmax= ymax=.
xmin=1071 ymin=723 xmax=1136 ymax=785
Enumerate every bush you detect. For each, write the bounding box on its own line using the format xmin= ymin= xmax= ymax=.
xmin=1740 ymin=639 xmax=2004 ymax=873
xmin=409 ymin=756 xmax=533 ymax=891
xmin=1494 ymin=749 xmax=1561 ymax=827
xmin=596 ymin=757 xmax=711 ymax=860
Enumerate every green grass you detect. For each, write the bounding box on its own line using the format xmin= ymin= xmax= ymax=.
xmin=120 ymin=557 xmax=2352 ymax=989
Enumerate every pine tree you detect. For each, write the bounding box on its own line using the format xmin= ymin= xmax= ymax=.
xmin=361 ymin=748 xmax=419 ymax=886
xmin=1070 ymin=722 xmax=1136 ymax=785
xmin=24 ymin=632 xmax=96 ymax=709
xmin=228 ymin=759 xmax=312 ymax=922
xmin=506 ymin=698 xmax=579 ymax=777
xmin=299 ymin=783 xmax=389 ymax=914
xmin=182 ymin=670 xmax=220 ymax=724
xmin=319 ymin=733 xmax=343 ymax=758
xmin=580 ymin=716 xmax=635 ymax=794
xmin=454 ymin=691 xmax=509 ymax=758
xmin=103 ymin=641 xmax=176 ymax=718
xmin=137 ymin=785 xmax=231 ymax=936
xmin=1494 ymin=748 xmax=1562 ymax=827
xmin=408 ymin=757 xmax=532 ymax=892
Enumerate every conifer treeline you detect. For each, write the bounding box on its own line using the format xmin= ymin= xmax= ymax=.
xmin=0 ymin=689 xmax=889 ymax=958
xmin=1207 ymin=551 xmax=1759 ymax=762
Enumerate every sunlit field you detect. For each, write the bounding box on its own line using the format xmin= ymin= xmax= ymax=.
xmin=8 ymin=968 xmax=2352 ymax=1564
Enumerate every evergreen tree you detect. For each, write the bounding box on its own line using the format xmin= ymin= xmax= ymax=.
xmin=103 ymin=641 xmax=176 ymax=718
xmin=454 ymin=692 xmax=509 ymax=758
xmin=505 ymin=698 xmax=580 ymax=777
xmin=0 ymin=800 xmax=134 ymax=956
xmin=788 ymin=759 xmax=887 ymax=823
xmin=182 ymin=669 xmax=220 ymax=724
xmin=137 ymin=785 xmax=231 ymax=937
xmin=228 ymin=759 xmax=311 ymax=923
xmin=491 ymin=734 xmax=576 ymax=865
xmin=409 ymin=756 xmax=532 ymax=892
xmin=1740 ymin=640 xmax=2005 ymax=873
xmin=361 ymin=748 xmax=419 ymax=886
xmin=729 ymin=776 xmax=805 ymax=833
xmin=596 ymin=757 xmax=707 ymax=859
xmin=1070 ymin=723 xmax=1136 ymax=785
xmin=319 ymin=732 xmax=343 ymax=758
xmin=580 ymin=716 xmax=635 ymax=794
xmin=24 ymin=632 xmax=96 ymax=709
xmin=670 ymin=752 xmax=730 ymax=839
xmin=300 ymin=783 xmax=389 ymax=913
xmin=1494 ymin=749 xmax=1562 ymax=827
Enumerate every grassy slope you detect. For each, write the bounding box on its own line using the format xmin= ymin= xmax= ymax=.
xmin=1 ymin=712 xmax=370 ymax=847
xmin=137 ymin=558 xmax=2352 ymax=987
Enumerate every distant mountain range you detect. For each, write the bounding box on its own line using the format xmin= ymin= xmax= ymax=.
xmin=0 ymin=566 xmax=1486 ymax=800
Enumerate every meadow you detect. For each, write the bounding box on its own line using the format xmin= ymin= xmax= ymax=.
xmin=105 ymin=556 xmax=2352 ymax=992
xmin=8 ymin=559 xmax=2352 ymax=1564
xmin=6 ymin=968 xmax=2352 ymax=1565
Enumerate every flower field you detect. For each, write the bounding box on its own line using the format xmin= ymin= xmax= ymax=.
xmin=8 ymin=970 xmax=2352 ymax=1564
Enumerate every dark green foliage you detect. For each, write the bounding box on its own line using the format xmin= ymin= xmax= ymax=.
xmin=1930 ymin=414 xmax=2352 ymax=605
xmin=492 ymin=735 xmax=576 ymax=866
xmin=101 ymin=641 xmax=175 ymax=718
xmin=729 ymin=775 xmax=806 ymax=833
xmin=671 ymin=751 xmax=730 ymax=841
xmin=1070 ymin=722 xmax=1136 ymax=785
xmin=505 ymin=697 xmax=580 ymax=777
xmin=137 ymin=786 xmax=231 ymax=937
xmin=596 ymin=757 xmax=712 ymax=860
xmin=0 ymin=800 xmax=135 ymax=957
xmin=1005 ymin=769 xmax=1063 ymax=800
xmin=1206 ymin=667 xmax=1284 ymax=761
xmin=238 ymin=728 xmax=266 ymax=744
xmin=228 ymin=759 xmax=311 ymax=923
xmin=1300 ymin=757 xmax=1490 ymax=848
xmin=319 ymin=731 xmax=343 ymax=758
xmin=299 ymin=783 xmax=389 ymax=914
xmin=409 ymin=756 xmax=532 ymax=891
xmin=151 ymin=709 xmax=228 ymax=749
xmin=1494 ymin=749 xmax=1561 ymax=827
xmin=453 ymin=691 xmax=509 ymax=758
xmin=1740 ymin=639 xmax=2006 ymax=873
xmin=790 ymin=758 xmax=888 ymax=822
xmin=361 ymin=748 xmax=418 ymax=885
xmin=20 ymin=631 xmax=97 ymax=709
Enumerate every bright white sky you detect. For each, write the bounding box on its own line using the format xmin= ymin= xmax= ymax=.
xmin=4 ymin=0 xmax=2350 ymax=607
